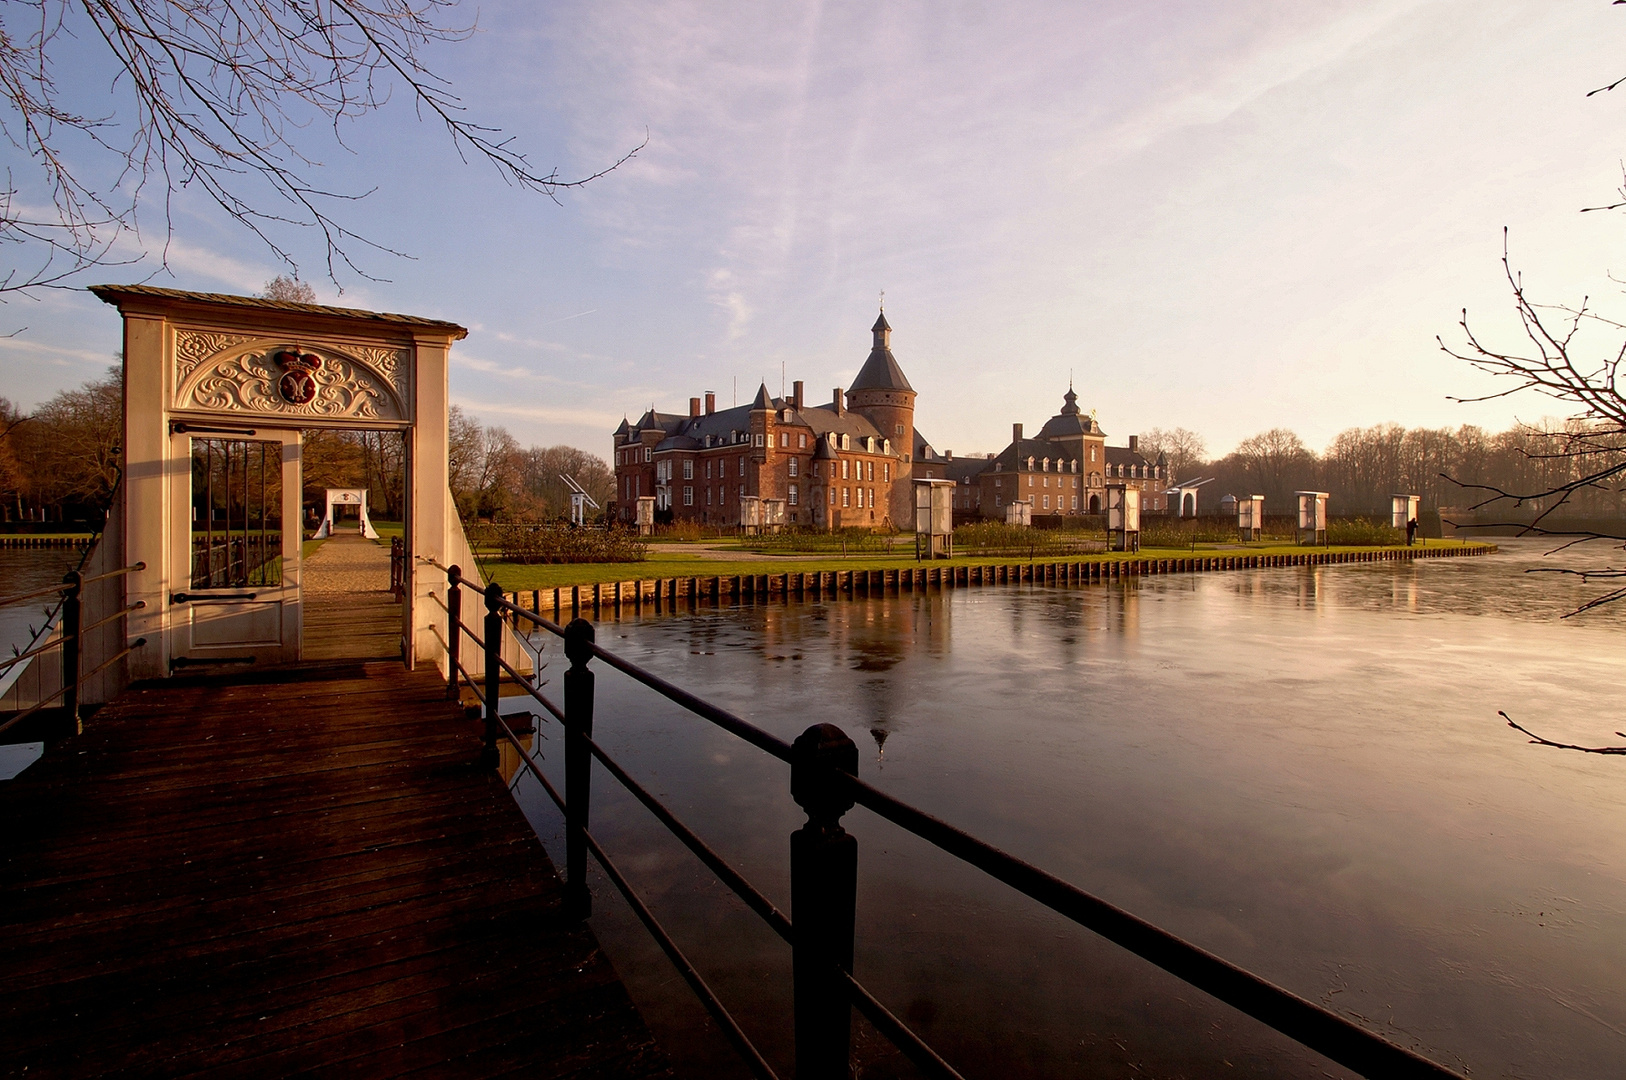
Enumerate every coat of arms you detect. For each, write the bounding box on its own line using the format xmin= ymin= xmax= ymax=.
xmin=273 ymin=350 xmax=322 ymax=405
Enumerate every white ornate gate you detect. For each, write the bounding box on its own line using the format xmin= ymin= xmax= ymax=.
xmin=92 ymin=286 xmax=467 ymax=679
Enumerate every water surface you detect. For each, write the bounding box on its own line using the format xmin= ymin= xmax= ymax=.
xmin=506 ymin=539 xmax=1626 ymax=1079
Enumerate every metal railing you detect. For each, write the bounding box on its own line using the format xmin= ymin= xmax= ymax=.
xmin=0 ymin=562 xmax=146 ymax=738
xmin=430 ymin=560 xmax=1466 ymax=1080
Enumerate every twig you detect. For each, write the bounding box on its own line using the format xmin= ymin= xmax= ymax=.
xmin=1501 ymin=711 xmax=1626 ymax=754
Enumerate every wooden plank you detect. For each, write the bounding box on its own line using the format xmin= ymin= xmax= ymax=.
xmin=0 ymin=660 xmax=667 ymax=1078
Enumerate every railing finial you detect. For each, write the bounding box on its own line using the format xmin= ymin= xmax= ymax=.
xmin=791 ymin=722 xmax=857 ymax=826
xmin=564 ymin=617 xmax=595 ymax=667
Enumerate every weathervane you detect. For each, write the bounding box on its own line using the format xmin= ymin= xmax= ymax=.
xmin=879 ymin=289 xmax=885 ymax=312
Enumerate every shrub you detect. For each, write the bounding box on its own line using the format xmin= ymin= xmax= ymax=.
xmin=952 ymin=521 xmax=1104 ymax=557
xmin=474 ymin=524 xmax=648 ymax=564
xmin=1326 ymin=517 xmax=1404 ymax=546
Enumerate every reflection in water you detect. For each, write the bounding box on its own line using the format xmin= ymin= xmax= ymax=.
xmin=500 ymin=540 xmax=1624 ymax=1079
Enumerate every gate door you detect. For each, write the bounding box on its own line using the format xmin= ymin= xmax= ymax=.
xmin=169 ymin=430 xmax=301 ymax=669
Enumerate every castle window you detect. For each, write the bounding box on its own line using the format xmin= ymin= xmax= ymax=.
xmin=684 ymin=459 xmax=694 ymax=480
xmin=783 ymin=409 xmax=793 ymax=422
xmin=884 ymin=462 xmax=890 ymax=481
xmin=1043 ymin=477 xmax=1048 ymax=488
xmin=789 ymin=458 xmax=799 ymax=477
xmin=995 ymin=478 xmax=1002 ymax=488
xmin=683 ymin=486 xmax=693 ymax=506
xmin=780 ymin=432 xmax=788 ymax=447
xmin=1028 ymin=476 xmax=1034 ymax=487
xmin=799 ymin=433 xmax=807 ymax=448
xmin=755 ymin=433 xmax=764 ymax=448
xmin=1071 ymin=496 xmax=1078 ymax=510
xmin=842 ymin=488 xmax=850 ymax=507
xmin=739 ymin=456 xmax=745 ymax=475
xmin=1044 ymin=496 xmax=1050 ymax=509
xmin=1043 ymin=458 xmax=1050 ymax=471
xmin=841 ymin=434 xmax=850 ymax=450
xmin=829 ymin=487 xmax=836 ymax=505
xmin=645 ymin=447 xmax=651 ymax=462
xmin=789 ymin=484 xmax=798 ymax=506
xmin=841 ymin=460 xmax=849 ymax=480
xmin=895 ymin=424 xmax=904 ymax=435
xmin=866 ymin=461 xmax=874 ymax=482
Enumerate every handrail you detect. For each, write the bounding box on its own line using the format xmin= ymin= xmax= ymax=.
xmin=0 ymin=581 xmax=77 ymax=609
xmin=438 ymin=566 xmax=1468 ymax=1080
xmin=0 ymin=638 xmax=146 ymax=737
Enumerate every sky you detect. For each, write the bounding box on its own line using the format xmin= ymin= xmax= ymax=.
xmin=3 ymin=0 xmax=1626 ymax=462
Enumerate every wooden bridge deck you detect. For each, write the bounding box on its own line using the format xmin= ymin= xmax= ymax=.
xmin=0 ymin=659 xmax=668 ymax=1079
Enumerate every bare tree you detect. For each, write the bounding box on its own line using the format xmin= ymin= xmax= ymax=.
xmin=1438 ymin=234 xmax=1626 ymax=553
xmin=0 ymin=1 xmax=641 ymax=293
xmin=261 ymin=276 xmax=317 ymax=304
xmin=1231 ymin=427 xmax=1317 ymax=508
xmin=1138 ymin=427 xmax=1206 ymax=484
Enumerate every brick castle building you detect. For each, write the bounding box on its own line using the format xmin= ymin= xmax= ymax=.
xmin=612 ymin=311 xmax=1166 ymax=528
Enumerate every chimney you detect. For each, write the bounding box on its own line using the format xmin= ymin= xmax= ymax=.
xmin=833 ymin=387 xmax=844 ymax=416
xmin=705 ymin=392 xmax=716 ymax=415
xmin=1012 ymin=423 xmax=1023 ymax=445
xmin=690 ymin=397 xmax=702 ymax=418
xmin=792 ymin=380 xmax=803 ymax=410
xmin=945 ymin=450 xmax=953 ymax=460
xmin=1128 ymin=434 xmax=1139 ymax=454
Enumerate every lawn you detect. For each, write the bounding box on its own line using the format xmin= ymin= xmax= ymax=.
xmin=469 ymin=538 xmax=1491 ymax=590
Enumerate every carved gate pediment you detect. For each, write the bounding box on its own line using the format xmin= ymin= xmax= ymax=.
xmin=173 ymin=332 xmax=411 ymax=424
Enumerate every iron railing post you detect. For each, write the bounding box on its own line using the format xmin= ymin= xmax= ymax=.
xmin=564 ymin=617 xmax=596 ymax=921
xmin=790 ymin=722 xmax=859 ymax=1080
xmin=482 ymin=581 xmax=502 ymax=770
xmin=446 ymin=566 xmax=462 ymax=701
xmin=61 ymin=569 xmax=81 ymax=734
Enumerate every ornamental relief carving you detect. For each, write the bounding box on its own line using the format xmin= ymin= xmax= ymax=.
xmin=174 ymin=331 xmax=254 ymax=384
xmin=175 ymin=342 xmax=407 ymax=421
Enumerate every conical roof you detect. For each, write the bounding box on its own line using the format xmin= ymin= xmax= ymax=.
xmin=750 ymin=382 xmax=773 ymax=410
xmin=850 ymin=310 xmax=913 ymax=393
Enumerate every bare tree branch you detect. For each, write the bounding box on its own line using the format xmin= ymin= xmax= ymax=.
xmin=0 ymin=1 xmax=641 ymax=292
xmin=1501 ymin=711 xmax=1626 ymax=754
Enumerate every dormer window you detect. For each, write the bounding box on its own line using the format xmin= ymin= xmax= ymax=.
xmin=841 ymin=434 xmax=850 ymax=450
xmin=882 ymin=439 xmax=891 ymax=455
xmin=1026 ymin=456 xmax=1035 ymax=471
xmin=1042 ymin=457 xmax=1050 ymax=472
xmin=783 ymin=409 xmax=794 ymax=422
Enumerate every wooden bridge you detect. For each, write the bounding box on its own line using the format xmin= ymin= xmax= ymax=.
xmin=0 ymin=537 xmax=667 ymax=1078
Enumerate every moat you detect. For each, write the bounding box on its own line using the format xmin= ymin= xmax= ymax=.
xmin=505 ymin=537 xmax=1626 ymax=1079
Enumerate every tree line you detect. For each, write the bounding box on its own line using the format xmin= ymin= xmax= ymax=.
xmin=5 ymin=364 xmax=1617 ymax=529
xmin=0 ymin=367 xmax=615 ymax=527
xmin=1142 ymin=421 xmax=1626 ymax=521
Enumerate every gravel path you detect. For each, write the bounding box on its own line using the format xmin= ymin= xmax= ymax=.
xmin=304 ymin=534 xmax=393 ymax=595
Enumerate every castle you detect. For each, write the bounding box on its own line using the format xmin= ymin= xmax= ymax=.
xmin=611 ymin=311 xmax=1166 ymax=529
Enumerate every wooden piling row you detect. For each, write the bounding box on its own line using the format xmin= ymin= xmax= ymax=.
xmin=501 ymin=543 xmax=1494 ymax=622
xmin=0 ymin=535 xmax=91 ymax=549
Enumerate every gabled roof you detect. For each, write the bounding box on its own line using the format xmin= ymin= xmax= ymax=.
xmin=1103 ymin=445 xmax=1151 ymax=467
xmin=89 ymin=284 xmax=467 ymax=335
xmin=989 ymin=437 xmax=1083 ymax=472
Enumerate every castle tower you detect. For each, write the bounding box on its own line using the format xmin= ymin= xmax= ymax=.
xmin=845 ymin=309 xmax=918 ymax=528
